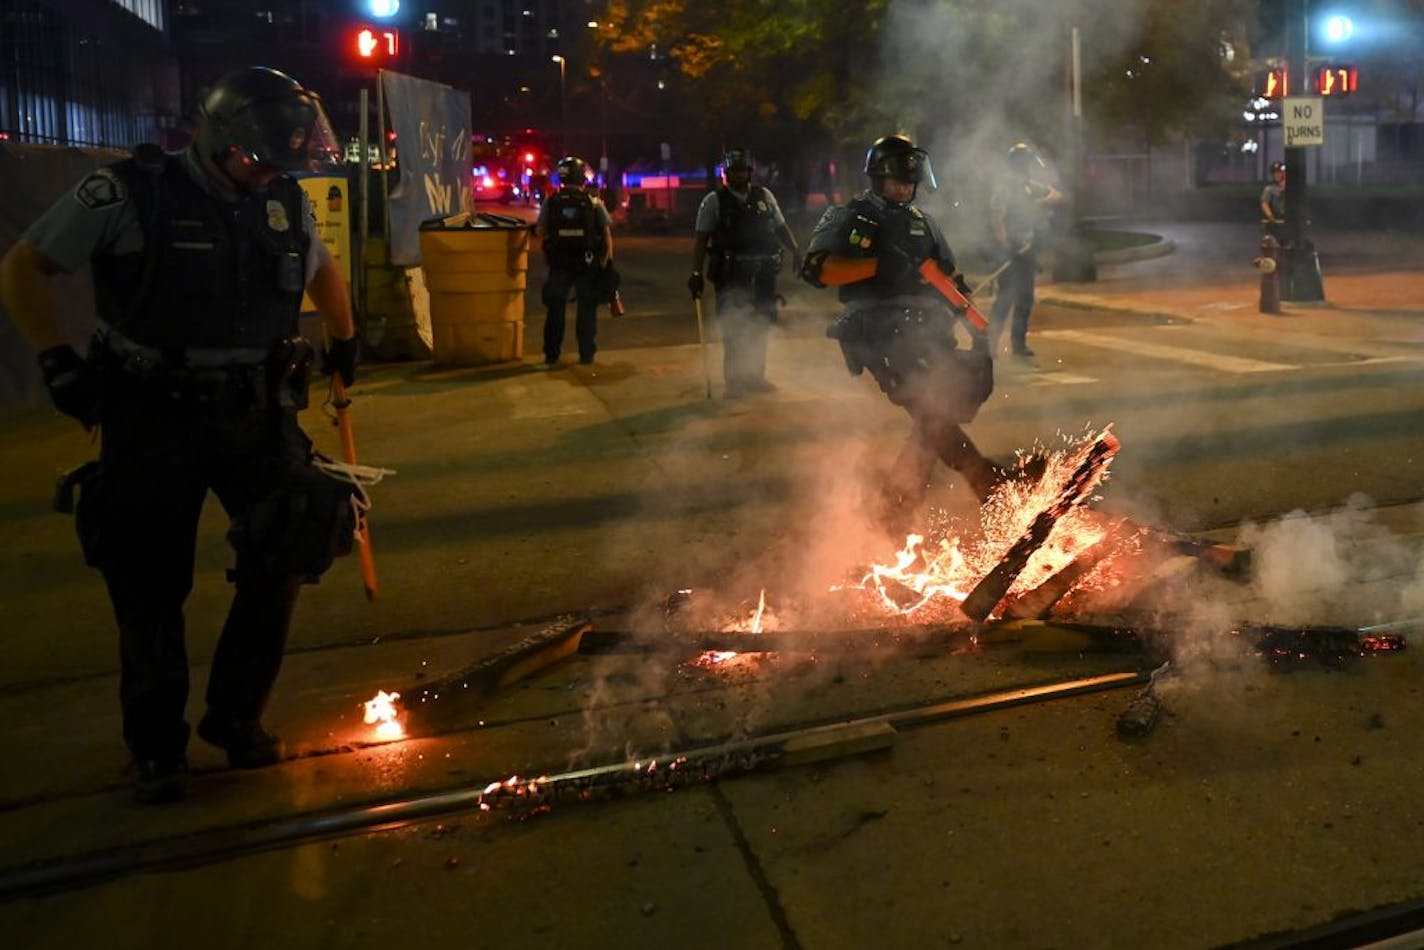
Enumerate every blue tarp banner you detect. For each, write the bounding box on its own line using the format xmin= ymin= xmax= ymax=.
xmin=380 ymin=70 xmax=472 ymax=266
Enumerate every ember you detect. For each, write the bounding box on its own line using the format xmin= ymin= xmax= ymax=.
xmin=363 ymin=689 xmax=405 ymax=741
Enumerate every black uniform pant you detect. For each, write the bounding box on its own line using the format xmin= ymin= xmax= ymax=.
xmin=713 ymin=262 xmax=778 ymax=389
xmin=85 ymin=376 xmax=310 ymax=763
xmin=542 ymin=265 xmax=600 ymax=363
xmin=987 ymin=251 xmax=1038 ymax=354
xmin=847 ymin=312 xmax=998 ymax=526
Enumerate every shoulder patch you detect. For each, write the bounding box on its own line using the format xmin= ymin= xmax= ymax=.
xmin=74 ymin=169 xmax=126 ymax=210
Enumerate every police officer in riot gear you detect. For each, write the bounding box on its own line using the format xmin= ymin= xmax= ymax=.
xmin=688 ymin=147 xmax=800 ymax=397
xmin=800 ymin=133 xmax=999 ymax=532
xmin=986 ymin=142 xmax=1062 ymax=359
xmin=0 ymin=66 xmax=359 ymax=804
xmin=533 ymin=156 xmax=614 ymax=366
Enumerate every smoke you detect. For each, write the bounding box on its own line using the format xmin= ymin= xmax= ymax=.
xmin=872 ymin=0 xmax=1150 ymax=250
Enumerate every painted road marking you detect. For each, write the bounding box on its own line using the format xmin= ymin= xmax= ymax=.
xmin=1037 ymin=329 xmax=1295 ymax=373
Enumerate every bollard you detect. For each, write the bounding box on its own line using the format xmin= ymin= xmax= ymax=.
xmin=1254 ymin=233 xmax=1281 ymax=315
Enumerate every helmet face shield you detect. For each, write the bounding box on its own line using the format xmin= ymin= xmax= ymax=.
xmin=236 ymin=93 xmax=339 ymax=171
xmin=865 ymin=135 xmax=936 ymax=193
xmin=199 ymin=68 xmax=340 ymax=172
xmin=901 ymin=148 xmax=937 ymax=191
xmin=722 ymin=148 xmax=753 ymax=183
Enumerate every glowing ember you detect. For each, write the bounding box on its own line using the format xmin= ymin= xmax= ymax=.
xmin=362 ymin=689 xmax=405 ymax=741
xmin=694 ymin=589 xmax=776 ymax=666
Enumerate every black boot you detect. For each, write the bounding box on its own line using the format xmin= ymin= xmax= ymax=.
xmin=134 ymin=756 xmax=190 ymax=805
xmin=198 ymin=714 xmax=285 ymax=769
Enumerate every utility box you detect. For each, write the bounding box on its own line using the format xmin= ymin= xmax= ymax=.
xmin=419 ymin=212 xmax=532 ymax=366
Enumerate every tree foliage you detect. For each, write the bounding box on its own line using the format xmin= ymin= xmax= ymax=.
xmin=593 ymin=0 xmax=1257 ymax=161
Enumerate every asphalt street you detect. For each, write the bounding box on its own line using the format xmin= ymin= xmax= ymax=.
xmin=2 ymin=217 xmax=1424 ymax=949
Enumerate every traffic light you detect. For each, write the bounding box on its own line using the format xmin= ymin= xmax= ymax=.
xmin=1258 ymin=66 xmax=1289 ymax=99
xmin=1315 ymin=65 xmax=1358 ymax=96
xmin=352 ymin=25 xmax=400 ymax=65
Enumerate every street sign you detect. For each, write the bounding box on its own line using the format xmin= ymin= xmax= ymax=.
xmin=1283 ymin=97 xmax=1324 ymax=147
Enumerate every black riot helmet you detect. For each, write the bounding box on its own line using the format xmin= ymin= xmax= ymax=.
xmin=196 ymin=67 xmax=338 ymax=172
xmin=864 ymin=134 xmax=936 ymax=197
xmin=554 ymin=156 xmax=590 ymax=188
xmin=722 ymin=147 xmax=753 ymax=186
xmin=1007 ymin=142 xmax=1045 ymax=174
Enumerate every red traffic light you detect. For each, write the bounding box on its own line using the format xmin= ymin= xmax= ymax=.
xmin=354 ymin=25 xmax=400 ymax=63
xmin=1259 ymin=67 xmax=1289 ymax=99
xmin=1315 ymin=65 xmax=1358 ymax=96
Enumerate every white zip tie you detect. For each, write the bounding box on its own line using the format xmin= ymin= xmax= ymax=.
xmin=313 ymin=457 xmax=397 ymax=516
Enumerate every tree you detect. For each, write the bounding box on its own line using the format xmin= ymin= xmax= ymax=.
xmin=593 ymin=0 xmax=1255 ymax=172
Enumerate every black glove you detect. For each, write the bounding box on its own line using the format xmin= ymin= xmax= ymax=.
xmin=37 ymin=344 xmax=101 ymax=427
xmin=687 ymin=271 xmax=704 ymax=299
xmin=323 ymin=336 xmax=360 ymax=387
xmin=952 ymin=272 xmax=973 ymax=298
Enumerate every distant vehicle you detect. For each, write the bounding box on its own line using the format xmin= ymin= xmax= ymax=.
xmin=473 ymin=167 xmax=520 ymax=204
xmin=471 ymin=130 xmax=553 ymax=206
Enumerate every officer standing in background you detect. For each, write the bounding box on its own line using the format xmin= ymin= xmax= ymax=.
xmin=1260 ymin=160 xmax=1287 ymax=244
xmin=688 ymin=148 xmax=800 ymax=397
xmin=0 ymin=66 xmax=359 ymax=804
xmin=986 ymin=142 xmax=1062 ymax=359
xmin=800 ymin=133 xmax=999 ymax=534
xmin=534 ymin=156 xmax=614 ymax=366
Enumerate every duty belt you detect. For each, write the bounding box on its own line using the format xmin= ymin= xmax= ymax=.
xmin=842 ymin=294 xmax=948 ymax=316
xmin=95 ymin=331 xmax=280 ymax=411
xmin=98 ymin=327 xmax=270 ymax=373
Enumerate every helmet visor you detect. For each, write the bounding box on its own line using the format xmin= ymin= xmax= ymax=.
xmin=227 ymin=92 xmax=340 ymax=172
xmin=892 ymin=147 xmax=937 ymax=192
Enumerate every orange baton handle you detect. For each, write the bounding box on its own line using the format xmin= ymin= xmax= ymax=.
xmin=332 ymin=377 xmax=379 ymax=601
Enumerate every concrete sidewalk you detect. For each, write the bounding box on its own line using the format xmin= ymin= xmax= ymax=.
xmin=1040 ymin=220 xmax=1424 ymax=340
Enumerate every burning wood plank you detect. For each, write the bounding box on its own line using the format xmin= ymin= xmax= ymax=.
xmin=999 ymin=523 xmax=1128 ymax=620
xmin=960 ymin=430 xmax=1121 ymax=621
xmin=1236 ymin=623 xmax=1407 ymax=670
xmin=402 ymin=617 xmax=593 ymax=732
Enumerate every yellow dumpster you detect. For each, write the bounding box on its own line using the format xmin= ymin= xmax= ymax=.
xmin=418 ymin=212 xmax=532 ymax=366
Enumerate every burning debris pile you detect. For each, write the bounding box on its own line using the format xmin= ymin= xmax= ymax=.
xmin=359 ymin=427 xmax=1407 ymax=750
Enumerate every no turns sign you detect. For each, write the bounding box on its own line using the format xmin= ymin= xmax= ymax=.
xmin=1284 ymin=97 xmax=1325 ymax=147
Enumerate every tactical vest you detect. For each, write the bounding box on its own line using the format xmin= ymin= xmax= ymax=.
xmin=92 ymin=150 xmax=309 ymax=351
xmin=709 ymin=185 xmax=778 ymax=257
xmin=542 ymin=188 xmax=599 ymax=267
xmin=837 ymin=193 xmax=942 ymax=303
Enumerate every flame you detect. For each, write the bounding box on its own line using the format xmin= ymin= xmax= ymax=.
xmin=694 ymin=589 xmax=774 ymax=666
xmin=853 ymin=427 xmax=1118 ymax=620
xmin=362 ymin=689 xmax=405 ymax=741
xmin=748 ymin=588 xmax=768 ymax=634
xmin=687 ymin=429 xmax=1121 ymax=675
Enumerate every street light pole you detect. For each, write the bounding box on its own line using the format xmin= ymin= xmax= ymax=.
xmin=551 ymin=55 xmax=567 ymax=156
xmin=1283 ymin=0 xmax=1325 ymax=300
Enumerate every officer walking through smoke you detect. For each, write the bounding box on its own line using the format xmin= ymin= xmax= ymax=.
xmin=688 ymin=147 xmax=800 ymax=397
xmin=0 ymin=66 xmax=360 ymax=804
xmin=534 ymin=156 xmax=614 ymax=366
xmin=986 ymin=142 xmax=1062 ymax=359
xmin=800 ymin=133 xmax=1000 ymax=532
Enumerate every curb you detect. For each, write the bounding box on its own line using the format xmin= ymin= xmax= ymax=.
xmin=1094 ymin=237 xmax=1176 ymax=266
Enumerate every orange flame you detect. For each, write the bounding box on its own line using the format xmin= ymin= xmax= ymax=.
xmin=362 ymin=689 xmax=405 ymax=741
xmin=854 ymin=427 xmax=1117 ymax=619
